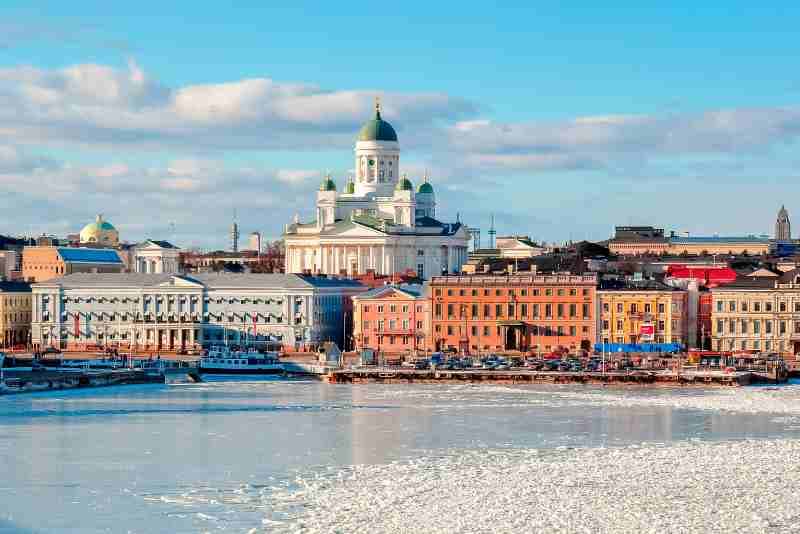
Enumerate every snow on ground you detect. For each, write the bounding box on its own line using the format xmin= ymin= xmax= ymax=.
xmin=268 ymin=439 xmax=800 ymax=534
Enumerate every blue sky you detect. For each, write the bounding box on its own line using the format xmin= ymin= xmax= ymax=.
xmin=2 ymin=2 xmax=800 ymax=248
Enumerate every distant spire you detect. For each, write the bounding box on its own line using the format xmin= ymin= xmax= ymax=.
xmin=375 ymin=96 xmax=381 ymax=120
xmin=423 ymin=169 xmax=429 ymax=183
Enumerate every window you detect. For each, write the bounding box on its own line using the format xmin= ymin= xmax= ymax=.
xmin=766 ymin=302 xmax=773 ymax=312
xmin=569 ymin=326 xmax=576 ymax=336
xmin=532 ymin=304 xmax=539 ymax=318
xmin=363 ymin=321 xmax=370 ymax=329
xmin=616 ymin=320 xmax=623 ymax=331
xmin=616 ymin=303 xmax=623 ymax=313
xmin=495 ymin=304 xmax=503 ymax=318
xmin=545 ymin=289 xmax=552 ymax=296
xmin=390 ymin=305 xmax=396 ymax=313
xmin=582 ymin=304 xmax=590 ymax=319
xmin=658 ymin=320 xmax=665 ymax=331
xmin=716 ymin=301 xmax=723 ymax=312
xmin=483 ymin=326 xmax=490 ymax=336
xmin=766 ymin=320 xmax=773 ymax=334
xmin=471 ymin=304 xmax=478 ymax=318
xmin=557 ymin=289 xmax=565 ymax=296
xmin=780 ymin=301 xmax=787 ymax=312
xmin=603 ymin=302 xmax=609 ymax=312
xmin=644 ymin=303 xmax=651 ymax=313
xmin=377 ymin=320 xmax=384 ymax=331
xmin=570 ymin=289 xmax=577 ymax=296
xmin=507 ymin=304 xmax=515 ymax=317
xmin=402 ymin=319 xmax=409 ymax=329
xmin=435 ymin=304 xmax=442 ymax=318
xmin=754 ymin=321 xmax=761 ymax=334
xmin=435 ymin=289 xmax=442 ymax=296
xmin=471 ymin=326 xmax=478 ymax=336
xmin=520 ymin=303 xmax=528 ymax=317
xmin=740 ymin=320 xmax=747 ymax=334
xmin=729 ymin=301 xmax=736 ymax=312
xmin=754 ymin=302 xmax=761 ymax=312
xmin=447 ymin=304 xmax=454 ymax=318
xmin=557 ymin=304 xmax=564 ymax=317
xmin=447 ymin=326 xmax=454 ymax=335
xmin=741 ymin=301 xmax=748 ymax=312
xmin=780 ymin=321 xmax=787 ymax=335
xmin=545 ymin=304 xmax=552 ymax=318
xmin=377 ymin=305 xmax=384 ymax=313
xmin=416 ymin=320 xmax=423 ymax=329
xmin=402 ymin=305 xmax=408 ymax=313
xmin=603 ymin=320 xmax=609 ymax=330
xmin=569 ymin=304 xmax=576 ymax=317
xmin=483 ymin=304 xmax=491 ymax=318
xmin=630 ymin=303 xmax=638 ymax=313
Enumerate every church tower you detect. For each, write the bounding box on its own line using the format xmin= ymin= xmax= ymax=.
xmin=354 ymin=98 xmax=400 ymax=198
xmin=776 ymin=205 xmax=791 ymax=241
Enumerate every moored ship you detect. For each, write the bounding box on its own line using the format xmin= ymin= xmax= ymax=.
xmin=199 ymin=346 xmax=283 ymax=375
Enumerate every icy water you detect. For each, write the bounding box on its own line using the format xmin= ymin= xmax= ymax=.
xmin=3 ymin=380 xmax=800 ymax=533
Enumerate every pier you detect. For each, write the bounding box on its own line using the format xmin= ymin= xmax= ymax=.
xmin=322 ymin=367 xmax=785 ymax=386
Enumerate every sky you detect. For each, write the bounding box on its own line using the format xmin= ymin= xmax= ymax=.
xmin=2 ymin=2 xmax=800 ymax=250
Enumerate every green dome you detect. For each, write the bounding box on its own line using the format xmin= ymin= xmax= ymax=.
xmin=319 ymin=176 xmax=336 ymax=191
xmin=344 ymin=181 xmax=355 ymax=194
xmin=396 ymin=176 xmax=413 ymax=191
xmin=357 ymin=107 xmax=398 ymax=142
xmin=417 ymin=182 xmax=434 ymax=194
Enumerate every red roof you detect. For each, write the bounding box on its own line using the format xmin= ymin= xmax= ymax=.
xmin=666 ymin=266 xmax=737 ymax=287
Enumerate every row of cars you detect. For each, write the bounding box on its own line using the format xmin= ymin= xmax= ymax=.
xmin=403 ymin=354 xmax=631 ymax=372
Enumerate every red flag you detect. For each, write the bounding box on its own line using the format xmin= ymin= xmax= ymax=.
xmin=74 ymin=314 xmax=80 ymax=337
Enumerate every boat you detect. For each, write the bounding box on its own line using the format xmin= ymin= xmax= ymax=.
xmin=199 ymin=346 xmax=283 ymax=375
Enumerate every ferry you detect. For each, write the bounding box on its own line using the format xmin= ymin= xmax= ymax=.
xmin=199 ymin=346 xmax=284 ymax=375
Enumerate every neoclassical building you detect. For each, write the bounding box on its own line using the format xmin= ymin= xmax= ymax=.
xmin=284 ymin=102 xmax=470 ymax=279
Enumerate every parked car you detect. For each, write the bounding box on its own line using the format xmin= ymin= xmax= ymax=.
xmin=414 ymin=360 xmax=430 ymax=370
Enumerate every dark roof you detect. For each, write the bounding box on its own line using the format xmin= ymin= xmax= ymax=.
xmin=57 ymin=248 xmax=122 ymax=264
xmin=0 ymin=281 xmax=31 ymax=292
xmin=711 ymin=276 xmax=776 ymax=290
xmin=144 ymin=240 xmax=178 ymax=249
xmin=599 ymin=278 xmax=682 ymax=291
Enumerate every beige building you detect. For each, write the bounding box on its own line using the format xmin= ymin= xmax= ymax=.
xmin=598 ymin=280 xmax=688 ymax=346
xmin=22 ymin=247 xmax=124 ymax=282
xmin=0 ymin=282 xmax=32 ymax=348
xmin=711 ymin=269 xmax=800 ymax=357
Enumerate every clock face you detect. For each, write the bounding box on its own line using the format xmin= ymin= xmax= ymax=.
xmin=368 ymin=159 xmax=375 ymax=166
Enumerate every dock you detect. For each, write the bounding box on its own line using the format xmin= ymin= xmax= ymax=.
xmin=0 ymin=368 xmax=165 ymax=395
xmin=322 ymin=367 xmax=785 ymax=387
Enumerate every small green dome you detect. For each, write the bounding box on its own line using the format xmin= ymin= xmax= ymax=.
xmin=357 ymin=106 xmax=398 ymax=142
xmin=344 ymin=181 xmax=355 ymax=194
xmin=319 ymin=176 xmax=336 ymax=191
xmin=396 ymin=176 xmax=413 ymax=191
xmin=417 ymin=182 xmax=434 ymax=194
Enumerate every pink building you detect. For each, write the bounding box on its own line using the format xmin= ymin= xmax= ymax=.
xmin=352 ymin=284 xmax=428 ymax=355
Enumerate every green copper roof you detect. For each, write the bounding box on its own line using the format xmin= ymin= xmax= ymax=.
xmin=344 ymin=181 xmax=355 ymax=194
xmin=319 ymin=177 xmax=336 ymax=191
xmin=417 ymin=182 xmax=434 ymax=194
xmin=396 ymin=176 xmax=413 ymax=191
xmin=357 ymin=108 xmax=398 ymax=142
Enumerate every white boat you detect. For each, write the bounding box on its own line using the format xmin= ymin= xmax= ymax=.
xmin=199 ymin=346 xmax=283 ymax=375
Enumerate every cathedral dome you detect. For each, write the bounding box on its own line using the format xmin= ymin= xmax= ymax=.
xmin=357 ymin=105 xmax=398 ymax=142
xmin=396 ymin=176 xmax=413 ymax=191
xmin=319 ymin=176 xmax=337 ymax=191
xmin=417 ymin=182 xmax=434 ymax=194
xmin=79 ymin=214 xmax=119 ymax=246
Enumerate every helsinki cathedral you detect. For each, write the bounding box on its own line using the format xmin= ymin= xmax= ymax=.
xmin=283 ymin=100 xmax=470 ymax=279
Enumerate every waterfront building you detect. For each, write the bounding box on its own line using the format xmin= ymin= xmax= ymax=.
xmin=134 ymin=240 xmax=180 ymax=274
xmin=776 ymin=205 xmax=791 ymax=241
xmin=352 ymin=284 xmax=428 ymax=355
xmin=283 ymin=102 xmax=470 ymax=279
xmin=0 ymin=281 xmax=31 ymax=348
xmin=79 ymin=214 xmax=120 ymax=247
xmin=22 ymin=247 xmax=124 ymax=282
xmin=710 ymin=269 xmax=800 ymax=357
xmin=597 ymin=279 xmax=688 ymax=346
xmin=30 ymin=273 xmax=365 ymax=352
xmin=428 ymin=271 xmax=597 ymax=354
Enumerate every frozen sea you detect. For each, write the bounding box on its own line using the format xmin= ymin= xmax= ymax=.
xmin=3 ymin=379 xmax=800 ymax=533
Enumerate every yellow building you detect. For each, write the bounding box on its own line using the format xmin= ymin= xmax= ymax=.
xmin=710 ymin=269 xmax=800 ymax=357
xmin=0 ymin=281 xmax=32 ymax=348
xmin=667 ymin=236 xmax=770 ymax=256
xmin=598 ymin=280 xmax=688 ymax=345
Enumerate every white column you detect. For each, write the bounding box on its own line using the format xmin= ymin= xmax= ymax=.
xmin=357 ymin=246 xmax=363 ymax=274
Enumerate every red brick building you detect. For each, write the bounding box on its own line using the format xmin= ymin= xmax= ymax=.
xmin=429 ymin=272 xmax=598 ymax=355
xmin=352 ymin=284 xmax=428 ymax=355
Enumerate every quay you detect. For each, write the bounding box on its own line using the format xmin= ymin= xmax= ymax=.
xmin=0 ymin=368 xmax=164 ymax=395
xmin=322 ymin=368 xmax=787 ymax=387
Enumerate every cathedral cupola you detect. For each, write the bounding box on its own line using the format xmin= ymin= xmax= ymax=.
xmin=354 ymin=98 xmax=400 ymax=198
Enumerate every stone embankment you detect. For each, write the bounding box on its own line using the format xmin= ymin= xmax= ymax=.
xmin=0 ymin=369 xmax=163 ymax=395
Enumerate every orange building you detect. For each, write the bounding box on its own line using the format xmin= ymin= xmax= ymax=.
xmin=352 ymin=284 xmax=428 ymax=355
xmin=22 ymin=246 xmax=124 ymax=282
xmin=429 ymin=272 xmax=598 ymax=355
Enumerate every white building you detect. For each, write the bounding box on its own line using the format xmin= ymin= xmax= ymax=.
xmin=31 ymin=273 xmax=366 ymax=352
xmin=134 ymin=240 xmax=181 ymax=274
xmin=284 ymin=101 xmax=470 ymax=279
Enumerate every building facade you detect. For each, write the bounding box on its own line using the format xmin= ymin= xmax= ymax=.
xmin=22 ymin=247 xmax=124 ymax=282
xmin=597 ymin=280 xmax=689 ymax=346
xmin=31 ymin=273 xmax=365 ymax=352
xmin=710 ymin=270 xmax=800 ymax=356
xmin=429 ymin=272 xmax=597 ymax=354
xmin=352 ymin=284 xmax=428 ymax=355
xmin=134 ymin=240 xmax=181 ymax=274
xmin=0 ymin=282 xmax=31 ymax=348
xmin=283 ymin=102 xmax=470 ymax=279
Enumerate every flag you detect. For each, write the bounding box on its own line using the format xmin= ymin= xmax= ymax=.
xmin=74 ymin=314 xmax=80 ymax=337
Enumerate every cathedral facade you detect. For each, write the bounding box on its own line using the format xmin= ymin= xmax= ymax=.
xmin=283 ymin=102 xmax=470 ymax=279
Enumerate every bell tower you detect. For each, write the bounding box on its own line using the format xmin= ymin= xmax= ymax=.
xmin=354 ymin=98 xmax=400 ymax=198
